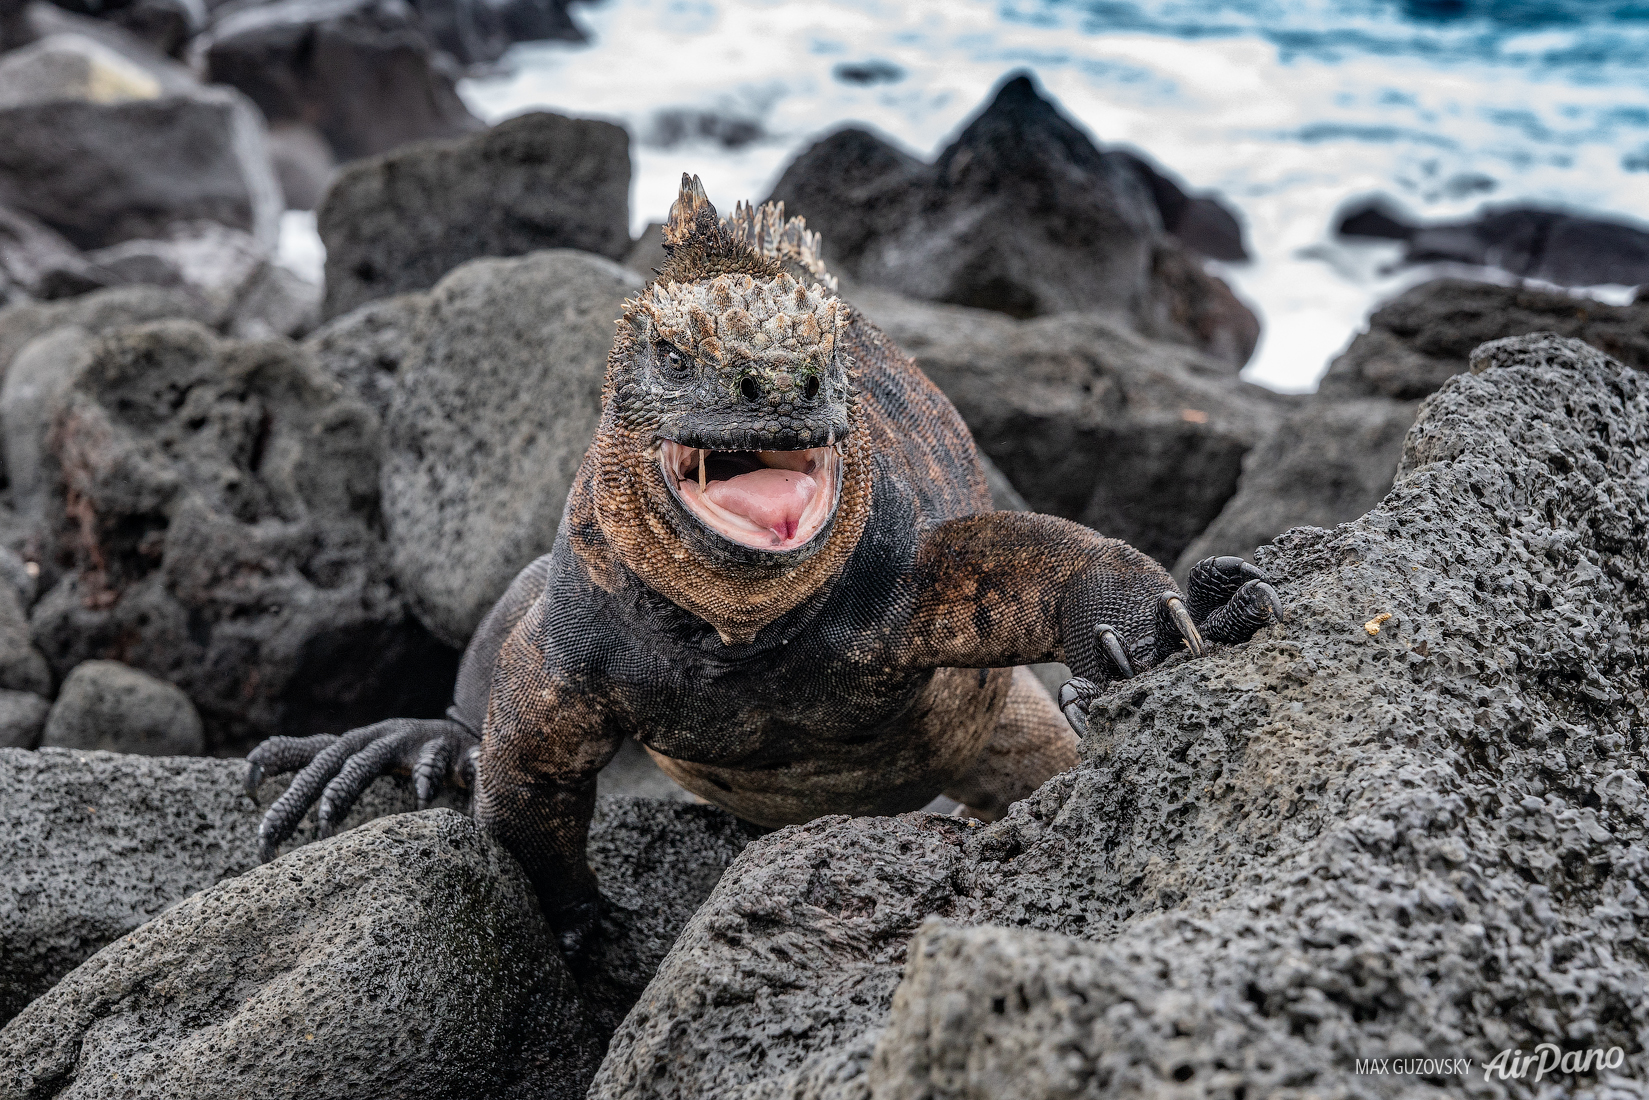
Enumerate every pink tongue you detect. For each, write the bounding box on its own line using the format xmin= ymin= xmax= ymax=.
xmin=704 ymin=468 xmax=819 ymax=541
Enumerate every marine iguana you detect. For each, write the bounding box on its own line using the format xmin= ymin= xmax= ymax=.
xmin=246 ymin=175 xmax=1284 ymax=953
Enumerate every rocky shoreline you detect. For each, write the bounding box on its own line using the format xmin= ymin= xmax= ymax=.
xmin=1 ymin=10 xmax=1647 ymax=1096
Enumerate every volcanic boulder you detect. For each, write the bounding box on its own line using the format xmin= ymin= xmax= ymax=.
xmin=317 ymin=111 xmax=631 ymax=319
xmin=39 ymin=659 xmax=205 ymax=755
xmin=593 ymin=333 xmax=1649 ymax=1097
xmin=851 ymin=284 xmax=1284 ymax=567
xmin=26 ymin=319 xmax=454 ymax=750
xmin=767 ymin=74 xmax=1258 ymax=367
xmin=381 ymin=250 xmax=638 ymax=646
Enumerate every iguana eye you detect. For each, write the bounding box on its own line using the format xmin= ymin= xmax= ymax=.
xmin=659 ymin=344 xmax=690 ymax=373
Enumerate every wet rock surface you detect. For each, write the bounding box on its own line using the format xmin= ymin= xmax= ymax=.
xmin=27 ymin=319 xmax=454 ymax=750
xmin=594 ymin=333 xmax=1649 ymax=1098
xmin=768 ymin=75 xmax=1258 ymax=368
xmin=853 ymin=284 xmax=1285 ymax=567
xmin=317 ymin=112 xmax=632 ymax=319
xmin=382 ymin=250 xmax=638 ymax=645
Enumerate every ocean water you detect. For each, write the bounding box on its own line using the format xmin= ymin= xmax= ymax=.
xmin=426 ymin=0 xmax=1647 ymax=391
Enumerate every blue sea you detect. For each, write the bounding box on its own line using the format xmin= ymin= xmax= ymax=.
xmin=430 ymin=0 xmax=1647 ymax=390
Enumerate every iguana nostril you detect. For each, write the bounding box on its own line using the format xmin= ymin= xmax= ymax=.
xmin=803 ymin=376 xmax=820 ymax=400
xmin=740 ymin=377 xmax=761 ymax=402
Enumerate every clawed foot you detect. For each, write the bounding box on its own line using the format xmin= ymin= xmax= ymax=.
xmin=245 ymin=717 xmax=480 ymax=862
xmin=1060 ymin=556 xmax=1284 ymax=737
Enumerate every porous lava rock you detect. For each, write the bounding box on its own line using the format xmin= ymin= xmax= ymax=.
xmin=0 ymin=810 xmax=597 ymax=1099
xmin=593 ymin=333 xmax=1649 ymax=1098
xmin=382 ymin=250 xmax=639 ymax=646
xmin=852 ymin=284 xmax=1285 ymax=567
xmin=0 ymin=746 xmax=426 ymax=1025
xmin=39 ymin=658 xmax=204 ymax=755
xmin=0 ymin=747 xmax=749 ymax=1095
xmin=1180 ymin=278 xmax=1649 ymax=572
xmin=300 ymin=290 xmax=424 ymax=419
xmin=767 ymin=74 xmax=1258 ymax=368
xmin=27 ymin=319 xmax=454 ymax=749
xmin=1320 ymin=277 xmax=1649 ymax=401
xmin=317 ymin=112 xmax=631 ymax=319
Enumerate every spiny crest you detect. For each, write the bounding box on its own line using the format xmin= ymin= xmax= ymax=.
xmin=662 ymin=173 xmax=720 ymax=250
xmin=723 ymin=200 xmax=837 ymax=291
xmin=623 ymin=269 xmax=847 ymax=374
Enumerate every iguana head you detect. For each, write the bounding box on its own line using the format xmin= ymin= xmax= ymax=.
xmin=582 ymin=175 xmax=872 ymax=643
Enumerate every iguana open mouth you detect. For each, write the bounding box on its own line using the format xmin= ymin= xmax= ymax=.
xmin=660 ymin=439 xmax=840 ymax=551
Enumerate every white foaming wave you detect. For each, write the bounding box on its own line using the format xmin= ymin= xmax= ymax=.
xmin=456 ymin=0 xmax=1649 ymax=392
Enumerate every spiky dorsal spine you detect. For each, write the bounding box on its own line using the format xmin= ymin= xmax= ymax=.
xmin=723 ymin=200 xmax=838 ymax=291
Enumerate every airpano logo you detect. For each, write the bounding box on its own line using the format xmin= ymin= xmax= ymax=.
xmin=1482 ymin=1045 xmax=1626 ymax=1083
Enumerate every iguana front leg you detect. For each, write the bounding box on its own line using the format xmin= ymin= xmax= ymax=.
xmin=900 ymin=513 xmax=1283 ymax=707
xmin=473 ymin=595 xmax=625 ymax=958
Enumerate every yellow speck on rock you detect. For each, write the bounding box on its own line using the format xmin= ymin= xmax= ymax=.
xmin=1364 ymin=613 xmax=1393 ymax=635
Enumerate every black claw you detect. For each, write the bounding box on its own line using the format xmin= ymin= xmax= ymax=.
xmin=1186 ymin=555 xmax=1264 ymax=624
xmin=258 ymin=826 xmax=278 ymax=865
xmin=244 ymin=762 xmax=264 ymax=803
xmin=1058 ymin=677 xmax=1100 ymax=738
xmin=1201 ymin=578 xmax=1286 ymax=644
xmin=1093 ymin=624 xmax=1134 ymax=680
xmin=1156 ymin=593 xmax=1206 ymax=658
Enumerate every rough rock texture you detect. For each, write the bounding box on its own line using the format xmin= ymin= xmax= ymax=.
xmin=0 ymin=748 xmax=749 ymax=1094
xmin=1321 ymin=277 xmax=1649 ymax=402
xmin=39 ymin=658 xmax=205 ymax=755
xmin=28 ymin=320 xmax=455 ymax=750
xmin=318 ymin=112 xmax=632 ymax=319
xmin=0 ymin=282 xmax=209 ymax=386
xmin=0 ymin=689 xmax=50 ymax=748
xmin=0 ymin=810 xmax=596 ymax=1099
xmin=383 ymin=250 xmax=639 ymax=645
xmin=300 ymin=291 xmax=423 ymax=419
xmin=0 ymin=746 xmax=430 ymax=1025
xmin=1178 ymin=278 xmax=1649 ymax=574
xmin=767 ymin=76 xmax=1258 ymax=368
xmin=199 ymin=0 xmax=483 ymax=166
xmin=853 ymin=284 xmax=1284 ymax=567
xmin=1172 ymin=397 xmax=1417 ymax=578
xmin=0 ymin=79 xmax=282 ymax=251
xmin=1339 ymin=199 xmax=1649 ymax=289
xmin=594 ymin=333 xmax=1649 ymax=1098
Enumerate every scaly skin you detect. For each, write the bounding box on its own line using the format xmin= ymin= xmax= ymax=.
xmin=247 ymin=176 xmax=1284 ymax=955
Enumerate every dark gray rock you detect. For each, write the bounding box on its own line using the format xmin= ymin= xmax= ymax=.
xmin=40 ymin=659 xmax=204 ymax=755
xmin=1171 ymin=396 xmax=1417 ymax=577
xmin=383 ymin=250 xmax=639 ymax=646
xmin=1 ymin=3 xmax=203 ymax=89
xmin=594 ymin=333 xmax=1649 ymax=1098
xmin=0 ymin=809 xmax=597 ymax=1099
xmin=43 ymin=0 xmax=205 ymax=57
xmin=0 ymin=746 xmax=428 ymax=1025
xmin=1339 ymin=199 xmax=1649 ymax=289
xmin=852 ymin=284 xmax=1284 ymax=567
xmin=0 ymin=747 xmax=748 ymax=1093
xmin=0 ymin=30 xmax=164 ymax=108
xmin=407 ymin=0 xmax=582 ymax=66
xmin=0 ymin=690 xmax=49 ymax=748
xmin=28 ymin=319 xmax=455 ymax=750
xmin=0 ymin=282 xmax=209 ymax=388
xmin=0 ymin=79 xmax=282 ymax=251
xmin=317 ymin=111 xmax=631 ymax=319
xmin=1111 ymin=147 xmax=1248 ymax=261
xmin=199 ymin=0 xmax=483 ymax=166
xmin=0 ymin=573 xmax=49 ymax=695
xmin=301 ymin=290 xmax=424 ymax=419
xmin=1320 ymin=277 xmax=1649 ymax=401
xmin=0 ymin=203 xmax=100 ymax=308
xmin=767 ymin=74 xmax=1258 ymax=368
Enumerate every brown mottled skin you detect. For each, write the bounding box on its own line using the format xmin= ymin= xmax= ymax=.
xmin=247 ymin=177 xmax=1283 ymax=954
